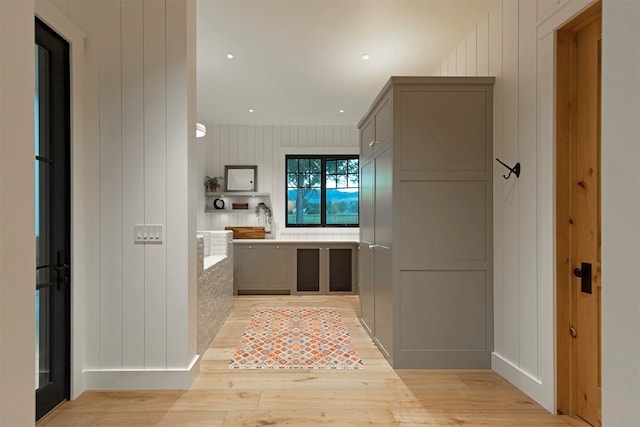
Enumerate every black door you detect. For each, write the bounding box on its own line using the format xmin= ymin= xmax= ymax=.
xmin=35 ymin=18 xmax=70 ymax=420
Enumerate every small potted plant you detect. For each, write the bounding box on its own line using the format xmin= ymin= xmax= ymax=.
xmin=204 ymin=176 xmax=219 ymax=192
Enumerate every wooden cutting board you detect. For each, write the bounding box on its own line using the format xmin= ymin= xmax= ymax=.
xmin=224 ymin=226 xmax=266 ymax=239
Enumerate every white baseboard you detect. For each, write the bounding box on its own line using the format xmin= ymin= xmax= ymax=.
xmin=492 ymin=352 xmax=554 ymax=413
xmin=84 ymin=355 xmax=200 ymax=390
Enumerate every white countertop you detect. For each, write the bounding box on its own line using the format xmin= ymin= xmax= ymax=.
xmin=232 ymin=239 xmax=359 ymax=244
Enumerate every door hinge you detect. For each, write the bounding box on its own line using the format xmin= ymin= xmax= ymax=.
xmin=569 ymin=325 xmax=577 ymax=338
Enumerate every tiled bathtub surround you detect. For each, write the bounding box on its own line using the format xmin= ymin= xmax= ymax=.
xmin=196 ymin=230 xmax=233 ymax=355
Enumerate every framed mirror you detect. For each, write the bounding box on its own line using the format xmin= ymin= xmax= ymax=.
xmin=224 ymin=165 xmax=257 ymax=191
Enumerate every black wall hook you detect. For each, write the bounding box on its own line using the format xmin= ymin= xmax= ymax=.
xmin=495 ymin=158 xmax=521 ymax=179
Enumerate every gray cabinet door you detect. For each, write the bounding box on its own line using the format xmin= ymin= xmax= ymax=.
xmin=328 ymin=248 xmax=352 ymax=292
xmin=360 ymin=117 xmax=376 ymax=159
xmin=360 ymin=158 xmax=374 ymax=244
xmin=359 ymin=243 xmax=375 ymax=334
xmin=374 ymin=146 xmax=393 ymax=249
xmin=235 ymin=245 xmax=263 ymax=289
xmin=296 ymin=248 xmax=320 ymax=292
xmin=266 ymin=245 xmax=291 ymax=289
xmin=394 ymin=81 xmax=493 ymax=368
xmin=373 ymin=248 xmax=393 ymax=358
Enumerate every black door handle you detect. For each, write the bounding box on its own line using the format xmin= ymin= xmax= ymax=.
xmin=573 ymin=262 xmax=592 ymax=294
xmin=54 ymin=263 xmax=70 ymax=290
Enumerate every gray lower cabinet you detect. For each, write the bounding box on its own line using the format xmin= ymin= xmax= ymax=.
xmin=296 ymin=248 xmax=320 ymax=292
xmin=234 ymin=242 xmax=357 ymax=295
xmin=294 ymin=245 xmax=357 ymax=295
xmin=234 ymin=244 xmax=292 ymax=294
xmin=358 ymin=77 xmax=494 ymax=368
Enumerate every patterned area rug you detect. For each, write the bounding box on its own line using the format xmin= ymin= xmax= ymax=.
xmin=229 ymin=307 xmax=364 ymax=370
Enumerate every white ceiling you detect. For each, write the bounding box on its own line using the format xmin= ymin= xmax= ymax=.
xmin=196 ymin=0 xmax=497 ymax=126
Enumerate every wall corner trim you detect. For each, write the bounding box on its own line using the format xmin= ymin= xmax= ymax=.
xmin=492 ymin=352 xmax=554 ymax=413
xmin=83 ymin=355 xmax=201 ymax=390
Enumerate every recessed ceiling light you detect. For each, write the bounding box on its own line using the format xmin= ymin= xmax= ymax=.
xmin=226 ymin=53 xmax=235 ymax=59
xmin=248 ymin=108 xmax=255 ymax=113
xmin=339 ymin=109 xmax=345 ymax=114
xmin=361 ymin=53 xmax=370 ymax=60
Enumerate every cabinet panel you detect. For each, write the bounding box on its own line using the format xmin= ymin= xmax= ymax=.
xmin=359 ymin=243 xmax=375 ymax=334
xmin=360 ymin=94 xmax=392 ymax=159
xmin=329 ymin=248 xmax=352 ymax=292
xmin=266 ymin=246 xmax=291 ymax=289
xmin=360 ymin=117 xmax=375 ymax=158
xmin=398 ymin=90 xmax=487 ymax=172
xmin=296 ymin=248 xmax=320 ymax=292
xmin=400 ymin=181 xmax=487 ymax=261
xmin=374 ymin=249 xmax=392 ymax=357
xmin=359 ymin=158 xmax=374 ymax=244
xmin=375 ymin=97 xmax=392 ymax=145
xmin=374 ymin=146 xmax=393 ymax=249
xmin=399 ymin=270 xmax=487 ymax=350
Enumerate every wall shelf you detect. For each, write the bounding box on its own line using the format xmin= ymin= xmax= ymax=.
xmin=204 ymin=191 xmax=271 ymax=213
xmin=205 ymin=191 xmax=269 ymax=197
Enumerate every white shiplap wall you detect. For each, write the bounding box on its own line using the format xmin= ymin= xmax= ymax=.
xmin=196 ymin=124 xmax=359 ymax=240
xmin=0 ymin=2 xmax=36 ymax=425
xmin=431 ymin=0 xmax=602 ymax=413
xmin=60 ymin=0 xmax=197 ymax=388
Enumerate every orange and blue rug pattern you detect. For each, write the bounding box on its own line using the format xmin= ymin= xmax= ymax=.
xmin=229 ymin=307 xmax=364 ymax=370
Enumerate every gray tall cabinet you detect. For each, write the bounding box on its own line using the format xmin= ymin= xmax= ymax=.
xmin=358 ymin=77 xmax=495 ymax=368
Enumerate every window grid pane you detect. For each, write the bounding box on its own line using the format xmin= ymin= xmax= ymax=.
xmin=286 ymin=155 xmax=359 ymax=227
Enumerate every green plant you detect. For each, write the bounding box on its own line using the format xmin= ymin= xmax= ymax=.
xmin=204 ymin=176 xmax=219 ymax=191
xmin=255 ymin=202 xmax=273 ymax=230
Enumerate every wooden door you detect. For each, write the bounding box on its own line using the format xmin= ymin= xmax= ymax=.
xmin=556 ymin=2 xmax=601 ymax=425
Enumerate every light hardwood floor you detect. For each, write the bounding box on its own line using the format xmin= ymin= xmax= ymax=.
xmin=39 ymin=296 xmax=589 ymax=426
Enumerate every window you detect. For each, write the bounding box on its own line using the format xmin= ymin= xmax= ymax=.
xmin=286 ymin=155 xmax=359 ymax=227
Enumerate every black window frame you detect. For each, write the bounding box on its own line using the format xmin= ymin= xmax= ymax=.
xmin=285 ymin=154 xmax=359 ymax=228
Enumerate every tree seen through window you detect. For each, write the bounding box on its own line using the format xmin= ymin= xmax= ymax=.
xmin=286 ymin=155 xmax=358 ymax=227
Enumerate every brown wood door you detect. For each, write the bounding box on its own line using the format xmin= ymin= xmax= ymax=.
xmin=556 ymin=2 xmax=601 ymax=425
xmin=574 ymin=14 xmax=602 ymax=426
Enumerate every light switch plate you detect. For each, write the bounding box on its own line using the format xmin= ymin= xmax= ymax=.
xmin=134 ymin=224 xmax=163 ymax=244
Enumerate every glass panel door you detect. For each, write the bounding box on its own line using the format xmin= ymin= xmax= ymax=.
xmin=35 ymin=18 xmax=70 ymax=421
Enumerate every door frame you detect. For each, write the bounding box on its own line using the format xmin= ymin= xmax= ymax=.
xmin=555 ymin=0 xmax=601 ymax=416
xmin=35 ymin=16 xmax=72 ymax=420
xmin=35 ymin=3 xmax=86 ymax=402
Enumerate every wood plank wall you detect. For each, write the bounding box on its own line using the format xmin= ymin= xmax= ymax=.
xmin=196 ymin=124 xmax=359 ymax=239
xmin=59 ymin=0 xmax=197 ymax=381
xmin=431 ymin=0 xmax=597 ymax=413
